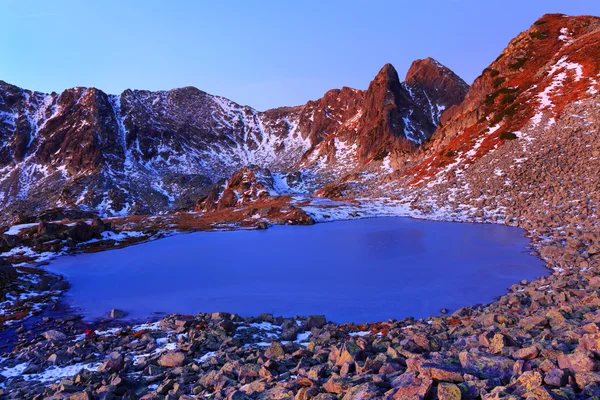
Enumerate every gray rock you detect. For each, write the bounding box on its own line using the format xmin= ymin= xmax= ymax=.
xmin=42 ymin=330 xmax=67 ymax=341
xmin=110 ymin=309 xmax=126 ymax=319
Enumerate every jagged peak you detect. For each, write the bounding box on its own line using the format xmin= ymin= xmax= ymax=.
xmin=373 ymin=63 xmax=401 ymax=85
xmin=405 ymin=57 xmax=468 ymax=90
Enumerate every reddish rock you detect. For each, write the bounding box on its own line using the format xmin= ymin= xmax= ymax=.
xmin=512 ymin=346 xmax=539 ymax=360
xmin=557 ymin=352 xmax=597 ymax=374
xmin=390 ymin=371 xmax=433 ymax=398
xmin=158 ymin=351 xmax=186 ymax=367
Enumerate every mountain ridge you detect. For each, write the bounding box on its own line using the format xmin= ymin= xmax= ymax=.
xmin=0 ymin=56 xmax=467 ymax=225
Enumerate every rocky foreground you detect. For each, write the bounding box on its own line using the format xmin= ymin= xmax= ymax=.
xmin=0 ymin=191 xmax=598 ymax=400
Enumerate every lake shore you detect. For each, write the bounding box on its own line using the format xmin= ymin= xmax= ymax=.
xmin=0 ymin=196 xmax=598 ymax=399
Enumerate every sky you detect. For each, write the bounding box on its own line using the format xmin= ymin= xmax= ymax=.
xmin=1 ymin=1 xmax=600 ymax=111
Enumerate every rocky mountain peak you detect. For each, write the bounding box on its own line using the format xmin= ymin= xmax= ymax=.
xmin=373 ymin=63 xmax=401 ymax=85
xmin=408 ymin=14 xmax=600 ymax=185
xmin=406 ymin=58 xmax=449 ymax=84
xmin=406 ymin=57 xmax=468 ymax=94
xmin=404 ymin=57 xmax=469 ymax=125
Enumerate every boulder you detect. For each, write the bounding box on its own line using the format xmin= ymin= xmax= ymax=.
xmin=419 ymin=362 xmax=464 ymax=382
xmin=437 ymin=382 xmax=462 ymax=400
xmin=91 ymin=217 xmax=107 ymax=233
xmin=544 ymin=368 xmax=566 ymax=387
xmin=578 ymin=333 xmax=600 ymax=353
xmin=110 ymin=309 xmax=126 ymax=319
xmin=390 ymin=371 xmax=433 ymax=398
xmin=158 ymin=351 xmax=186 ymax=367
xmin=557 ymin=352 xmax=597 ymax=373
xmin=67 ymin=222 xmax=95 ymax=243
xmin=42 ymin=330 xmax=67 ymax=342
xmin=98 ymin=352 xmax=124 ymax=373
xmin=459 ymin=351 xmax=514 ymax=382
xmin=335 ymin=341 xmax=364 ymax=366
xmin=323 ymin=377 xmax=353 ymax=394
xmin=575 ymin=371 xmax=600 ymax=389
xmin=264 ymin=342 xmax=285 ymax=360
xmin=37 ymin=221 xmax=63 ymax=236
xmin=341 ymin=382 xmax=380 ymax=399
xmin=512 ymin=346 xmax=539 ymax=360
xmin=510 ymin=371 xmax=543 ymax=396
xmin=306 ymin=315 xmax=327 ymax=329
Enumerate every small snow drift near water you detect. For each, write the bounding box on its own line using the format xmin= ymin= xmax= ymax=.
xmin=44 ymin=217 xmax=546 ymax=323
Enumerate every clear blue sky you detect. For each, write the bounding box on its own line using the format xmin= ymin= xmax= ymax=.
xmin=2 ymin=1 xmax=599 ymax=111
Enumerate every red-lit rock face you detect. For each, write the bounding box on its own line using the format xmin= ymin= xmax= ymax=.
xmin=409 ymin=14 xmax=600 ymax=185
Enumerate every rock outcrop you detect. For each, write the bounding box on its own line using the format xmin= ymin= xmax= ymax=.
xmin=197 ymin=166 xmax=277 ymax=212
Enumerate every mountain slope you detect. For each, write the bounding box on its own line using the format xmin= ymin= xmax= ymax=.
xmin=0 ymin=59 xmax=467 ymax=225
xmin=408 ymin=14 xmax=600 ymax=185
xmin=325 ymin=14 xmax=600 ymax=234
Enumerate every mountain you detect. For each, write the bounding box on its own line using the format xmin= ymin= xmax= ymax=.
xmin=6 ymin=13 xmax=597 ymax=229
xmin=409 ymin=13 xmax=600 ymax=185
xmin=0 ymin=58 xmax=467 ymax=225
xmin=322 ymin=13 xmax=600 ymax=234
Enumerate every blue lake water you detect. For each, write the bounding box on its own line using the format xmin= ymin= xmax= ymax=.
xmin=45 ymin=217 xmax=547 ymax=323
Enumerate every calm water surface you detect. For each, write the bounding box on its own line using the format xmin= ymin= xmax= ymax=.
xmin=45 ymin=217 xmax=547 ymax=323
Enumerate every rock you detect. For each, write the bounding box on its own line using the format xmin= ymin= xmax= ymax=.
xmin=69 ymin=392 xmax=94 ymax=400
xmin=265 ymin=342 xmax=285 ymax=359
xmin=256 ymin=387 xmax=294 ymax=399
xmin=545 ymin=309 xmax=566 ymax=328
xmin=437 ymin=382 xmax=462 ymax=400
xmin=574 ymin=371 xmax=600 ymax=388
xmin=557 ymin=352 xmax=597 ymax=373
xmin=42 ymin=330 xmax=67 ymax=341
xmin=37 ymin=221 xmax=63 ymax=236
xmin=217 ymin=318 xmax=235 ymax=333
xmin=50 ymin=280 xmax=70 ymax=291
xmin=306 ymin=315 xmax=327 ymax=329
xmin=578 ymin=333 xmax=600 ymax=353
xmin=307 ymin=364 xmax=328 ymax=380
xmin=544 ymin=368 xmax=566 ymax=387
xmin=67 ymin=222 xmax=95 ymax=243
xmin=256 ymin=221 xmax=268 ymax=230
xmin=323 ymin=377 xmax=352 ymax=394
xmin=47 ymin=353 xmax=68 ymax=364
xmin=341 ymin=382 xmax=380 ymax=399
xmin=238 ymin=363 xmax=260 ymax=383
xmin=511 ymin=371 xmax=543 ymax=396
xmin=91 ymin=218 xmax=107 ymax=233
xmin=518 ymin=315 xmax=547 ymax=330
xmin=211 ymin=312 xmax=232 ymax=320
xmin=512 ymin=346 xmax=539 ymax=360
xmin=420 ymin=362 xmax=464 ymax=382
xmin=97 ymin=352 xmax=124 ymax=373
xmin=335 ymin=341 xmax=364 ymax=366
xmin=228 ymin=391 xmax=252 ymax=400
xmin=58 ymin=384 xmax=84 ymax=393
xmin=158 ymin=351 xmax=185 ymax=367
xmin=339 ymin=362 xmax=354 ymax=377
xmin=109 ymin=308 xmax=126 ymax=318
xmin=459 ymin=351 xmax=515 ymax=382
xmin=281 ymin=325 xmax=299 ymax=341
xmin=390 ymin=371 xmax=433 ymax=398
